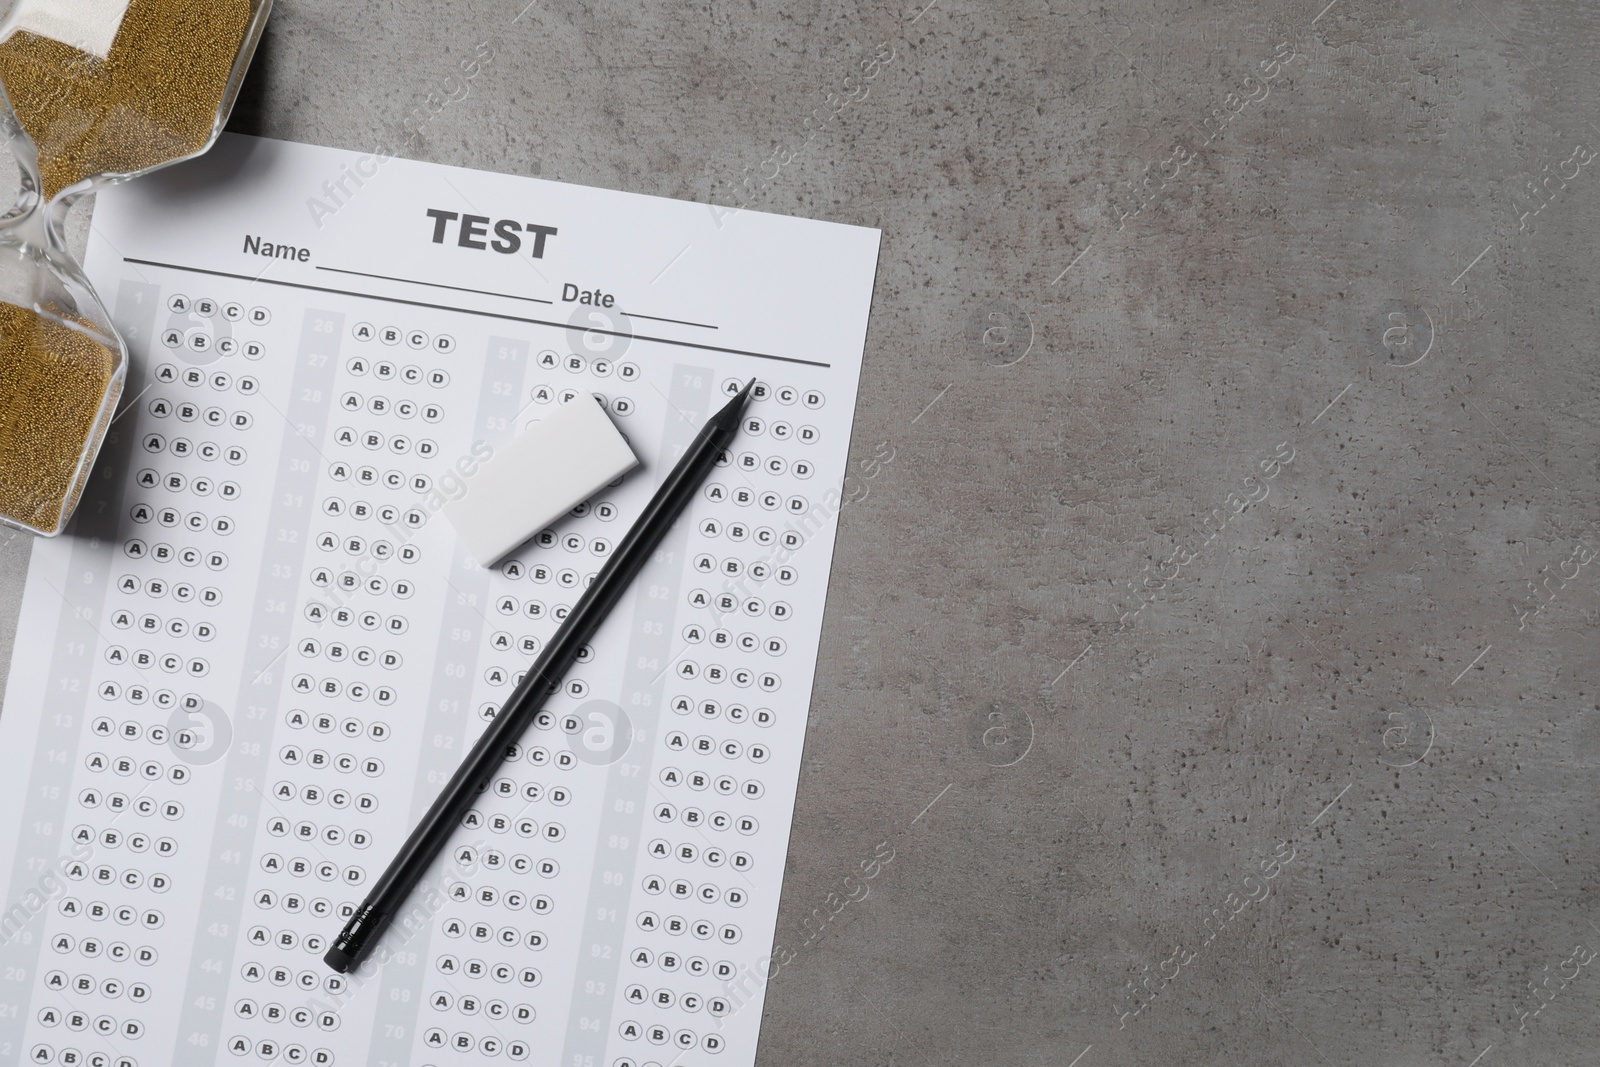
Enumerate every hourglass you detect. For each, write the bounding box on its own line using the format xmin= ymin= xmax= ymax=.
xmin=0 ymin=0 xmax=270 ymax=535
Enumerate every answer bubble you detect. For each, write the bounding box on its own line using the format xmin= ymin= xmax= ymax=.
xmin=167 ymin=697 xmax=233 ymax=765
xmin=163 ymin=308 xmax=230 ymax=367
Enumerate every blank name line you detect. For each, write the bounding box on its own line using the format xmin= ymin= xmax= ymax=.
xmin=622 ymin=311 xmax=718 ymax=330
xmin=315 ymin=264 xmax=555 ymax=305
xmin=124 ymin=258 xmax=828 ymax=368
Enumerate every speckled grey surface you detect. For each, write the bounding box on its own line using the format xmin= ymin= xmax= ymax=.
xmin=4 ymin=0 xmax=1600 ymax=1063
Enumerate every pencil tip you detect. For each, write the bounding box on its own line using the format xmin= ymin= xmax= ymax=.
xmin=719 ymin=378 xmax=756 ymax=416
xmin=711 ymin=379 xmax=757 ymax=432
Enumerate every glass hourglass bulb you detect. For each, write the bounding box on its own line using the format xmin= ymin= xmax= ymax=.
xmin=0 ymin=0 xmax=270 ymax=535
xmin=0 ymin=0 xmax=272 ymax=206
xmin=0 ymin=92 xmax=125 ymax=535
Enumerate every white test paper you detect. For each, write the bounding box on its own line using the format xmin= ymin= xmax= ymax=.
xmin=0 ymin=133 xmax=879 ymax=1067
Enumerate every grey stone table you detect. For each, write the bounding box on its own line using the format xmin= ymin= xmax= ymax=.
xmin=6 ymin=0 xmax=1599 ymax=1063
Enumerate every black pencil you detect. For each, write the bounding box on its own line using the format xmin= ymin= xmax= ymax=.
xmin=325 ymin=378 xmax=756 ymax=973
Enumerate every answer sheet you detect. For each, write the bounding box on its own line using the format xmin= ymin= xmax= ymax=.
xmin=0 ymin=134 xmax=879 ymax=1067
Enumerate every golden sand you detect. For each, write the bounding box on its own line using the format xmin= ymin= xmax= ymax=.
xmin=0 ymin=0 xmax=254 ymax=198
xmin=0 ymin=301 xmax=118 ymax=531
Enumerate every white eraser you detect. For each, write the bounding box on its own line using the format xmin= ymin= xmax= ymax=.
xmin=5 ymin=0 xmax=135 ymax=59
xmin=443 ymin=393 xmax=638 ymax=564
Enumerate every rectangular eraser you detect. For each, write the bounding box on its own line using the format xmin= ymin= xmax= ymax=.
xmin=443 ymin=393 xmax=638 ymax=564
